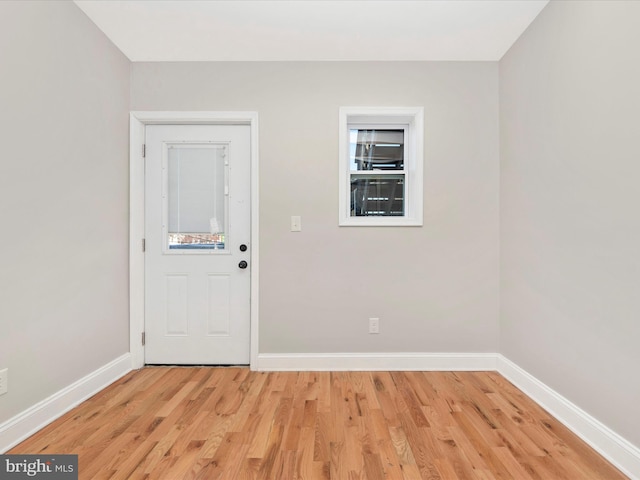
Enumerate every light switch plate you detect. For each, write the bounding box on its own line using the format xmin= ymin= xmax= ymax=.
xmin=369 ymin=318 xmax=380 ymax=334
xmin=291 ymin=216 xmax=302 ymax=232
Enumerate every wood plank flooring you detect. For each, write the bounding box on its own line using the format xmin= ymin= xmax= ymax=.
xmin=10 ymin=368 xmax=627 ymax=479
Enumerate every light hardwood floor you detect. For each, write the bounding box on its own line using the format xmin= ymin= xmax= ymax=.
xmin=10 ymin=368 xmax=627 ymax=479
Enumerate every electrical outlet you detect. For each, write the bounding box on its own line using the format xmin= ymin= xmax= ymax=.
xmin=291 ymin=215 xmax=302 ymax=232
xmin=369 ymin=317 xmax=380 ymax=334
xmin=0 ymin=368 xmax=7 ymax=396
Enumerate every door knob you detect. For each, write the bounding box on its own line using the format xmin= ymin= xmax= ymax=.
xmin=238 ymin=260 xmax=248 ymax=269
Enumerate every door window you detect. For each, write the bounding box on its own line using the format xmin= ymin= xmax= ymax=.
xmin=165 ymin=144 xmax=228 ymax=251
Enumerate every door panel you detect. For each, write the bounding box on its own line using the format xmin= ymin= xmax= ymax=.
xmin=165 ymin=274 xmax=188 ymax=335
xmin=145 ymin=124 xmax=251 ymax=364
xmin=207 ymin=274 xmax=231 ymax=335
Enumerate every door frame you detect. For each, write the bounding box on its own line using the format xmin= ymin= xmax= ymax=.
xmin=129 ymin=111 xmax=259 ymax=370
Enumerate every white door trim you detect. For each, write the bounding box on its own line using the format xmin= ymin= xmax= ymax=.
xmin=129 ymin=111 xmax=259 ymax=370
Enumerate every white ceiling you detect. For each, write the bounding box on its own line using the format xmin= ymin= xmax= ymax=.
xmin=74 ymin=0 xmax=549 ymax=62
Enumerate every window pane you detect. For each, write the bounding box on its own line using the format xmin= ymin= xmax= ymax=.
xmin=350 ymin=174 xmax=404 ymax=216
xmin=349 ymin=129 xmax=404 ymax=171
xmin=168 ymin=145 xmax=226 ymax=250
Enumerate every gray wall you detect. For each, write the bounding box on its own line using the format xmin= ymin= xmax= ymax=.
xmin=132 ymin=62 xmax=500 ymax=353
xmin=0 ymin=1 xmax=130 ymax=423
xmin=500 ymin=0 xmax=640 ymax=446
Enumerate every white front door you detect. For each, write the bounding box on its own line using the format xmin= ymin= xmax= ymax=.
xmin=144 ymin=124 xmax=251 ymax=364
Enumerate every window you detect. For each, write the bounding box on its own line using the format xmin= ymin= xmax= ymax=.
xmin=165 ymin=143 xmax=228 ymax=252
xmin=339 ymin=107 xmax=423 ymax=226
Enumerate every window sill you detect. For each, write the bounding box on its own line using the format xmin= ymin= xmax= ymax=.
xmin=339 ymin=216 xmax=423 ymax=227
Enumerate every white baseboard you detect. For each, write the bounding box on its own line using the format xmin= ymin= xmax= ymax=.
xmin=497 ymin=355 xmax=640 ymax=480
xmin=0 ymin=353 xmax=132 ymax=453
xmin=255 ymin=352 xmax=498 ymax=371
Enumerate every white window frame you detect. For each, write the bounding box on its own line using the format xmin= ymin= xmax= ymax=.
xmin=339 ymin=106 xmax=424 ymax=226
